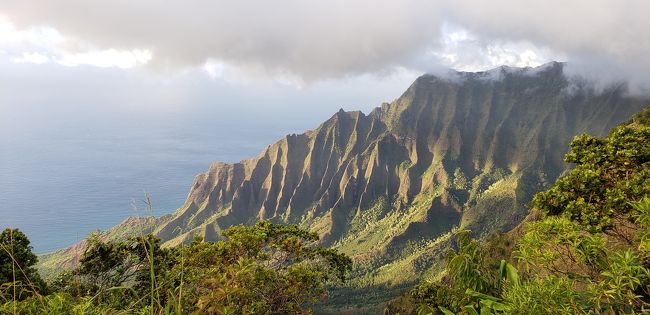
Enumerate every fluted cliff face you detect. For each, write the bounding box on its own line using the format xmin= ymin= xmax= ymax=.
xmin=39 ymin=63 xmax=645 ymax=288
xmin=156 ymin=107 xmax=392 ymax=243
xmin=156 ymin=63 xmax=646 ymax=259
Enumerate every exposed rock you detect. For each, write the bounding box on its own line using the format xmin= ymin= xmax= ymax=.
xmin=40 ymin=62 xmax=649 ymax=292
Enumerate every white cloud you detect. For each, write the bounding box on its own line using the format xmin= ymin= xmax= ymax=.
xmin=56 ymin=49 xmax=152 ymax=69
xmin=12 ymin=51 xmax=49 ymax=64
xmin=203 ymin=60 xmax=224 ymax=80
xmin=1 ymin=1 xmax=444 ymax=80
xmin=427 ymin=24 xmax=564 ymax=73
xmin=1 ymin=1 xmax=649 ymax=88
xmin=0 ymin=17 xmax=151 ymax=69
xmin=0 ymin=16 xmax=64 ymax=53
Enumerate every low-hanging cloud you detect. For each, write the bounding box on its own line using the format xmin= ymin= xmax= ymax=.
xmin=1 ymin=0 xmax=443 ymax=80
xmin=1 ymin=0 xmax=649 ymax=88
xmin=443 ymin=0 xmax=650 ymax=92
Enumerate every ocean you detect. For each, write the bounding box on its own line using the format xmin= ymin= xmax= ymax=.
xmin=0 ymin=116 xmax=300 ymax=253
xmin=0 ymin=63 xmax=415 ymax=253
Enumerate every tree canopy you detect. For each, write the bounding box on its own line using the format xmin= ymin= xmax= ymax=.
xmin=400 ymin=106 xmax=650 ymax=314
xmin=0 ymin=228 xmax=46 ymax=302
xmin=1 ymin=222 xmax=352 ymax=314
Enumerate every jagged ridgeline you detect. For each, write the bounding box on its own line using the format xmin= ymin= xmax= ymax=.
xmin=40 ymin=63 xmax=648 ymax=291
xmin=158 ymin=63 xmax=645 ymax=248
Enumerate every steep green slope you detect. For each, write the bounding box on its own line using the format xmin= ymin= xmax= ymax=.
xmin=389 ymin=105 xmax=650 ymax=315
xmin=39 ymin=63 xmax=648 ymax=305
xmin=38 ymin=216 xmax=167 ymax=277
xmin=156 ymin=62 xmax=645 ymax=267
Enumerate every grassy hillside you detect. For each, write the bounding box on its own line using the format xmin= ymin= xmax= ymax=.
xmin=387 ymin=106 xmax=650 ymax=314
xmin=39 ymin=63 xmax=649 ymax=308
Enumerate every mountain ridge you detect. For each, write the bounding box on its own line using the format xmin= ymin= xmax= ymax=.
xmin=158 ymin=62 xmax=644 ymax=244
xmin=39 ymin=63 xmax=649 ymax=298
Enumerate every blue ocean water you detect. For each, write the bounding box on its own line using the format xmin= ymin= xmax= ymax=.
xmin=0 ymin=118 xmax=296 ymax=253
xmin=0 ymin=63 xmax=416 ymax=253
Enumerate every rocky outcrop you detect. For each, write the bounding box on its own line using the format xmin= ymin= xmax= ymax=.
xmin=39 ymin=62 xmax=649 ymax=288
xmin=156 ymin=63 xmax=647 ymax=252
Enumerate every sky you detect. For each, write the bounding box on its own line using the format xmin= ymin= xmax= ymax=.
xmin=2 ymin=1 xmax=649 ymax=87
xmin=1 ymin=1 xmax=650 ymax=250
xmin=2 ymin=1 xmax=650 ymax=98
xmin=2 ymin=1 xmax=650 ymax=159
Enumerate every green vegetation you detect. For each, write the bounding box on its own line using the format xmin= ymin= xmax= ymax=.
xmin=22 ymin=68 xmax=650 ymax=312
xmin=38 ymin=66 xmax=647 ymax=310
xmin=1 ymin=221 xmax=351 ymax=314
xmin=391 ymin=107 xmax=650 ymax=314
xmin=1 ymin=229 xmax=46 ymax=302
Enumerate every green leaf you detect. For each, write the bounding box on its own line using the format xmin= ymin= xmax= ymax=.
xmin=438 ymin=306 xmax=456 ymax=315
xmin=465 ymin=305 xmax=480 ymax=315
xmin=465 ymin=289 xmax=500 ymax=301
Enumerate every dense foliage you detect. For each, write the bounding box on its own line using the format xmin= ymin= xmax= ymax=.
xmin=0 ymin=221 xmax=351 ymax=314
xmin=0 ymin=228 xmax=46 ymax=302
xmin=533 ymin=121 xmax=650 ymax=231
xmin=2 ymin=106 xmax=648 ymax=314
xmin=397 ymin=107 xmax=650 ymax=314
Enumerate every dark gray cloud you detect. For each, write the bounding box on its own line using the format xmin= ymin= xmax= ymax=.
xmin=1 ymin=0 xmax=442 ymax=80
xmin=1 ymin=0 xmax=649 ymax=88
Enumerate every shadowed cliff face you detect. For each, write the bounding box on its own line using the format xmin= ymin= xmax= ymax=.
xmin=40 ymin=63 xmax=646 ymax=289
xmin=156 ymin=63 xmax=646 ymax=255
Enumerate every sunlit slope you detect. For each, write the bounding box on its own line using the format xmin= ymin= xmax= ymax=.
xmin=40 ymin=63 xmax=648 ymax=290
xmin=157 ymin=63 xmax=646 ymax=272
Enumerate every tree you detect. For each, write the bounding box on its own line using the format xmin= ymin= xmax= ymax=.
xmin=533 ymin=114 xmax=650 ymax=233
xmin=76 ymin=233 xmax=131 ymax=294
xmin=181 ymin=221 xmax=353 ymax=314
xmin=405 ymin=107 xmax=650 ymax=314
xmin=73 ymin=233 xmax=172 ymax=309
xmin=0 ymin=228 xmax=46 ymax=300
xmin=46 ymin=221 xmax=351 ymax=314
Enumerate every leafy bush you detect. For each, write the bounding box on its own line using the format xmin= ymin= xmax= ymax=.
xmin=0 ymin=228 xmax=46 ymax=301
xmin=178 ymin=221 xmax=352 ymax=314
xmin=533 ymin=124 xmax=650 ymax=231
xmin=404 ymin=107 xmax=650 ymax=314
xmin=501 ymin=276 xmax=584 ymax=314
xmin=0 ymin=222 xmax=352 ymax=314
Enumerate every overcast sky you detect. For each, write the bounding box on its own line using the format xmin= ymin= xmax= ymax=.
xmin=1 ymin=1 xmax=649 ymax=122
